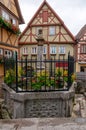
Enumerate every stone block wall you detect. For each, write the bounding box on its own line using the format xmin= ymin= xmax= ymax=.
xmin=25 ymin=98 xmax=71 ymax=117
xmin=2 ymin=83 xmax=75 ymax=118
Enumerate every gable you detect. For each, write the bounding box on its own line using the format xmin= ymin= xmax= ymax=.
xmin=80 ymin=32 xmax=86 ymax=41
xmin=19 ymin=1 xmax=75 ymax=44
xmin=0 ymin=0 xmax=24 ymax=24
xmin=76 ymin=25 xmax=86 ymax=41
xmin=31 ymin=4 xmax=61 ymax=26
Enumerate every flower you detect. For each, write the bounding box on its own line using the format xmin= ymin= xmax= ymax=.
xmin=71 ymin=73 xmax=76 ymax=82
xmin=0 ymin=17 xmax=21 ymax=35
xmin=63 ymin=70 xmax=68 ymax=76
xmin=36 ymin=70 xmax=49 ymax=77
xmin=11 ymin=25 xmax=21 ymax=35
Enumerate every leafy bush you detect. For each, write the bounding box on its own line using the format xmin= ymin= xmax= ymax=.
xmin=4 ymin=69 xmax=15 ymax=86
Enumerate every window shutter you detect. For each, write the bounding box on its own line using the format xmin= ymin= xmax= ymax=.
xmin=43 ymin=11 xmax=48 ymax=22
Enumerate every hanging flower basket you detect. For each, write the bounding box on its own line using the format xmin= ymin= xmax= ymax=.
xmin=0 ymin=17 xmax=21 ymax=35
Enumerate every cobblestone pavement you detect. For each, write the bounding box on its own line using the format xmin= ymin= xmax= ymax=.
xmin=0 ymin=118 xmax=86 ymax=130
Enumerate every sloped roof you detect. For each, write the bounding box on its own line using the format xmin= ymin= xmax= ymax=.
xmin=0 ymin=0 xmax=24 ymax=24
xmin=19 ymin=0 xmax=75 ymax=40
xmin=14 ymin=0 xmax=24 ymax=24
xmin=76 ymin=24 xmax=86 ymax=40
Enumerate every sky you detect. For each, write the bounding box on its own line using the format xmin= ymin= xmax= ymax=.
xmin=19 ymin=0 xmax=86 ymax=35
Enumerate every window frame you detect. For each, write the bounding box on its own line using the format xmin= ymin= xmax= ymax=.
xmin=59 ymin=46 xmax=65 ymax=54
xmin=4 ymin=50 xmax=12 ymax=58
xmin=2 ymin=10 xmax=9 ymax=21
xmin=11 ymin=18 xmax=16 ymax=25
xmin=31 ymin=47 xmax=37 ymax=54
xmin=49 ymin=26 xmax=55 ymax=36
xmin=50 ymin=46 xmax=56 ymax=54
xmin=23 ymin=47 xmax=28 ymax=55
xmin=80 ymin=44 xmax=86 ymax=54
xmin=43 ymin=46 xmax=47 ymax=54
xmin=36 ymin=27 xmax=43 ymax=36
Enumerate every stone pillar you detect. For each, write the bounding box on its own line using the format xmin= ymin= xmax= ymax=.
xmin=36 ymin=36 xmax=45 ymax=69
xmin=12 ymin=93 xmax=25 ymax=118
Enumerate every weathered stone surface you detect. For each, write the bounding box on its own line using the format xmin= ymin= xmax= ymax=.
xmin=75 ymin=80 xmax=86 ymax=93
xmin=2 ymin=83 xmax=75 ymax=118
xmin=76 ymin=72 xmax=86 ymax=94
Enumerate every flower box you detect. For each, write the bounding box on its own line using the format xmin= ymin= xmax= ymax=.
xmin=0 ymin=17 xmax=21 ymax=35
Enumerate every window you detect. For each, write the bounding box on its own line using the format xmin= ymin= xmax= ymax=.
xmin=2 ymin=10 xmax=9 ymax=21
xmin=49 ymin=26 xmax=55 ymax=35
xmin=50 ymin=46 xmax=56 ymax=54
xmin=81 ymin=45 xmax=86 ymax=53
xmin=43 ymin=46 xmax=47 ymax=54
xmin=23 ymin=47 xmax=28 ymax=55
xmin=31 ymin=47 xmax=37 ymax=54
xmin=0 ymin=49 xmax=3 ymax=55
xmin=11 ymin=18 xmax=16 ymax=25
xmin=13 ymin=51 xmax=17 ymax=59
xmin=36 ymin=27 xmax=43 ymax=36
xmin=4 ymin=50 xmax=12 ymax=58
xmin=59 ymin=46 xmax=65 ymax=54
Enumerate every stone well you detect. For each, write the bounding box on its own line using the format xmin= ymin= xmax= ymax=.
xmin=2 ymin=83 xmax=75 ymax=119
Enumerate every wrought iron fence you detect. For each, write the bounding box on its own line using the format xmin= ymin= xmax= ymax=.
xmin=4 ymin=53 xmax=74 ymax=92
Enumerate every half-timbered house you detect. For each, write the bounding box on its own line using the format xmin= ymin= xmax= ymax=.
xmin=19 ymin=0 xmax=75 ymax=67
xmin=75 ymin=25 xmax=86 ymax=72
xmin=0 ymin=0 xmax=24 ymax=81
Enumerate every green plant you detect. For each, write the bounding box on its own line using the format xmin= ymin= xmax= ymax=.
xmin=32 ymin=82 xmax=41 ymax=90
xmin=55 ymin=68 xmax=63 ymax=88
xmin=4 ymin=69 xmax=16 ymax=86
xmin=55 ymin=68 xmax=62 ymax=77
xmin=32 ymin=70 xmax=55 ymax=90
xmin=71 ymin=73 xmax=76 ymax=82
xmin=0 ymin=17 xmax=21 ymax=35
xmin=63 ymin=70 xmax=68 ymax=82
xmin=32 ymin=75 xmax=46 ymax=90
xmin=4 ymin=57 xmax=15 ymax=70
